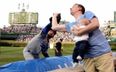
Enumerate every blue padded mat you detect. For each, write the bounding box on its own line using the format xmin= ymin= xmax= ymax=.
xmin=0 ymin=55 xmax=73 ymax=72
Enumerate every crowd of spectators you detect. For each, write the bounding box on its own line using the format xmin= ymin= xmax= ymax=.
xmin=2 ymin=24 xmax=40 ymax=34
xmin=1 ymin=24 xmax=40 ymax=41
xmin=51 ymin=32 xmax=74 ymax=42
xmin=17 ymin=34 xmax=35 ymax=42
xmin=1 ymin=24 xmax=74 ymax=42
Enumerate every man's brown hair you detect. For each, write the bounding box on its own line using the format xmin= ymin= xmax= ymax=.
xmin=74 ymin=3 xmax=85 ymax=14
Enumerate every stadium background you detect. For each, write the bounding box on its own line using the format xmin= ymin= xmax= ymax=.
xmin=0 ymin=8 xmax=116 ymax=66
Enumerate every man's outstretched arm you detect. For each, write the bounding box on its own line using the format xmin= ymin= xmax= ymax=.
xmin=52 ymin=13 xmax=66 ymax=32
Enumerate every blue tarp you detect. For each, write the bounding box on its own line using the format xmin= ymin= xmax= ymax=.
xmin=0 ymin=55 xmax=73 ymax=72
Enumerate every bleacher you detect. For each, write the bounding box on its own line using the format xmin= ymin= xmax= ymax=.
xmin=1 ymin=24 xmax=41 ymax=41
xmin=1 ymin=24 xmax=74 ymax=42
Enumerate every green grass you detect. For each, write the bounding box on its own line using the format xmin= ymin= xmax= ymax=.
xmin=0 ymin=44 xmax=74 ymax=66
xmin=0 ymin=42 xmax=116 ymax=66
xmin=0 ymin=47 xmax=24 ymax=66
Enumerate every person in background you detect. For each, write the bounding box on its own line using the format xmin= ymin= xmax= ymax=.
xmin=54 ymin=38 xmax=63 ymax=56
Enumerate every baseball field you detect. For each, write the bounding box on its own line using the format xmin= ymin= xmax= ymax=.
xmin=0 ymin=42 xmax=116 ymax=66
xmin=0 ymin=43 xmax=74 ymax=66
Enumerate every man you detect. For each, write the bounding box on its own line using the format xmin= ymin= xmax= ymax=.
xmin=23 ymin=14 xmax=61 ymax=60
xmin=52 ymin=3 xmax=114 ymax=72
xmin=54 ymin=4 xmax=90 ymax=67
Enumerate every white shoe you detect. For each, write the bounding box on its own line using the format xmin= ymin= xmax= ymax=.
xmin=77 ymin=56 xmax=82 ymax=60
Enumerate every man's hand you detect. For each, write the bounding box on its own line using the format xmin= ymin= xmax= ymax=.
xmin=53 ymin=13 xmax=60 ymax=17
xmin=76 ymin=28 xmax=85 ymax=36
xmin=71 ymin=25 xmax=84 ymax=36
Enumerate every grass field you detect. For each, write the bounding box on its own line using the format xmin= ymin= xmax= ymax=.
xmin=0 ymin=44 xmax=74 ymax=66
xmin=0 ymin=42 xmax=116 ymax=66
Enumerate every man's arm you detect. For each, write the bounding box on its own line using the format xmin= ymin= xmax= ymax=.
xmin=52 ymin=13 xmax=66 ymax=32
xmin=74 ymin=17 xmax=99 ymax=36
xmin=42 ymin=23 xmax=52 ymax=34
xmin=71 ymin=18 xmax=90 ymax=35
xmin=80 ymin=18 xmax=90 ymax=25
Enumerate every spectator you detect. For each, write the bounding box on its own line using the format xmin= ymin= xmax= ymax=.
xmin=54 ymin=38 xmax=63 ymax=56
